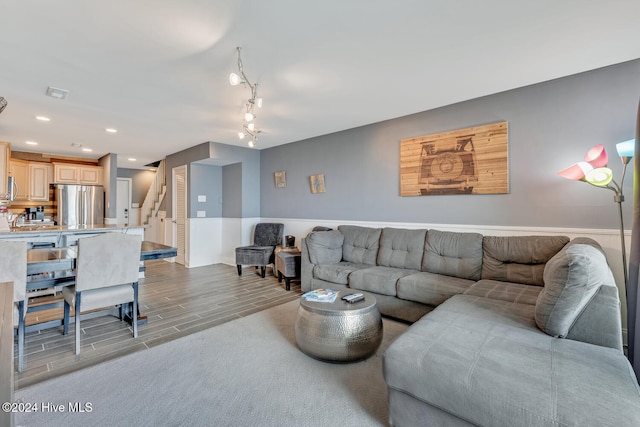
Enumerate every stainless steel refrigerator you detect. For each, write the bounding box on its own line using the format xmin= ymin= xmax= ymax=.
xmin=55 ymin=184 xmax=105 ymax=226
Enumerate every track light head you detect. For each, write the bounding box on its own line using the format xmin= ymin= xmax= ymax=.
xmin=229 ymin=73 xmax=243 ymax=86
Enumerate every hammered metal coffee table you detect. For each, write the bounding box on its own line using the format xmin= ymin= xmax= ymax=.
xmin=294 ymin=290 xmax=383 ymax=362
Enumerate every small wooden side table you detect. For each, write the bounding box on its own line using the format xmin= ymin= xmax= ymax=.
xmin=275 ymin=247 xmax=301 ymax=291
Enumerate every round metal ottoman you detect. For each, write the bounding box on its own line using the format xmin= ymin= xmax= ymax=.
xmin=294 ymin=290 xmax=383 ymax=362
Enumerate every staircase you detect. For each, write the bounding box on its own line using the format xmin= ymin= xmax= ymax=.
xmin=141 ymin=159 xmax=166 ymax=226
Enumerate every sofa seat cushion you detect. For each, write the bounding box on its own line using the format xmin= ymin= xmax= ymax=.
xmin=397 ymin=271 xmax=475 ymax=306
xmin=383 ymin=294 xmax=640 ymax=427
xmin=481 ymin=235 xmax=569 ymax=285
xmin=464 ymin=279 xmax=543 ymax=306
xmin=422 ymin=229 xmax=483 ymax=280
xmin=313 ymin=262 xmax=370 ymax=285
xmin=349 ymin=266 xmax=417 ymax=296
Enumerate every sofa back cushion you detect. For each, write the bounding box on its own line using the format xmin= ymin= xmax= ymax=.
xmin=306 ymin=230 xmax=344 ymax=265
xmin=422 ymin=229 xmax=484 ymax=280
xmin=481 ymin=235 xmax=569 ymax=286
xmin=535 ymin=240 xmax=614 ymax=338
xmin=338 ymin=225 xmax=382 ymax=265
xmin=377 ymin=228 xmax=426 ymax=270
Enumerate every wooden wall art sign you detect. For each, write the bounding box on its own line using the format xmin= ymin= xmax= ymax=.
xmin=309 ymin=174 xmax=326 ymax=193
xmin=274 ymin=171 xmax=286 ymax=188
xmin=400 ymin=121 xmax=508 ymax=196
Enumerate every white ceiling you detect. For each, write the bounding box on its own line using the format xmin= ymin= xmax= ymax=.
xmin=1 ymin=1 xmax=639 ymax=169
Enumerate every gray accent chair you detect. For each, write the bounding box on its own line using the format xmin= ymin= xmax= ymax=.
xmin=63 ymin=233 xmax=141 ymax=355
xmin=235 ymin=223 xmax=284 ymax=278
xmin=0 ymin=240 xmax=27 ymax=372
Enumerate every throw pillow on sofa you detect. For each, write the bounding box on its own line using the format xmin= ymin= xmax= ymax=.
xmin=535 ymin=243 xmax=614 ymax=338
xmin=482 ymin=235 xmax=570 ymax=285
xmin=306 ymin=230 xmax=344 ymax=265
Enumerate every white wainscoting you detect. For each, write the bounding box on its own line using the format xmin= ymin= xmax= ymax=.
xmin=183 ymin=216 xmax=632 ymax=342
xmin=260 ymin=217 xmax=632 ymax=342
xmin=219 ymin=217 xmax=261 ymax=266
xmin=185 ymin=217 xmax=222 ymax=268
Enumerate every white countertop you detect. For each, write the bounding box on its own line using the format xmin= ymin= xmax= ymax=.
xmin=0 ymin=224 xmax=146 ymax=237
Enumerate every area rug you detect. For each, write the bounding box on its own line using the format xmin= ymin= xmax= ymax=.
xmin=14 ymin=299 xmax=409 ymax=426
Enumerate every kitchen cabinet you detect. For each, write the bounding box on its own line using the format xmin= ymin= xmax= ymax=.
xmin=53 ymin=163 xmax=103 ymax=185
xmin=29 ymin=163 xmax=52 ymax=201
xmin=0 ymin=142 xmax=9 ymax=196
xmin=9 ymin=159 xmax=29 ymax=201
xmin=78 ymin=166 xmax=103 ymax=185
xmin=9 ymin=160 xmax=52 ymax=201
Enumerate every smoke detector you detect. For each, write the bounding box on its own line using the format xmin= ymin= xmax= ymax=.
xmin=46 ymin=86 xmax=69 ymax=99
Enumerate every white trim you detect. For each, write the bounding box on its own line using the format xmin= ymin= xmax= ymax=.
xmin=185 ymin=216 xmax=631 ymax=344
xmin=260 ymin=217 xmax=631 ymax=343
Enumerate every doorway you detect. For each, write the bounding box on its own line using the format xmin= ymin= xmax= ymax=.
xmin=116 ymin=178 xmax=132 ymax=225
xmin=172 ymin=165 xmax=187 ymax=265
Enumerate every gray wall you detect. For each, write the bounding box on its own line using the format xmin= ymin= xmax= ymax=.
xmin=222 ymin=163 xmax=242 ymax=218
xmin=207 ymin=142 xmax=260 ymax=218
xmin=164 ymin=141 xmax=260 ymax=218
xmin=117 ymin=168 xmax=155 ymax=206
xmin=98 ymin=153 xmax=118 ymax=219
xmin=190 ymin=163 xmax=222 ymax=218
xmin=260 ymin=59 xmax=640 ymax=229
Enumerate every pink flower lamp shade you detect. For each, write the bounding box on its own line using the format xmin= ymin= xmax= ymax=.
xmin=557 ymin=161 xmax=593 ymax=181
xmin=557 ymin=139 xmax=635 ymax=294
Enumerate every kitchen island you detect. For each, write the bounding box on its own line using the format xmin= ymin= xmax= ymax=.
xmin=0 ymin=224 xmax=145 ymax=247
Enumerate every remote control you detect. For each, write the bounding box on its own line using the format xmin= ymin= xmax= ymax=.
xmin=342 ymin=293 xmax=364 ymax=303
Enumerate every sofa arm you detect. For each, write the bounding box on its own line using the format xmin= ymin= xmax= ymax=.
xmin=301 ymin=230 xmax=345 ymax=292
xmin=301 ymin=237 xmax=314 ymax=292
xmin=566 ymin=284 xmax=624 ymax=351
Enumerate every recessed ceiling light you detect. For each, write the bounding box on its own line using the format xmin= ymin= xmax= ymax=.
xmin=46 ymin=86 xmax=69 ymax=99
xmin=35 ymin=116 xmax=50 ymax=122
xmin=105 ymin=128 xmax=117 ymax=133
xmin=128 ymin=158 xmax=136 ymax=161
xmin=26 ymin=141 xmax=38 ymax=145
xmin=82 ymin=148 xmax=93 ymax=152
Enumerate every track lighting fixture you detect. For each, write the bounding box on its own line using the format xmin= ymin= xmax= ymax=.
xmin=229 ymin=46 xmax=263 ymax=148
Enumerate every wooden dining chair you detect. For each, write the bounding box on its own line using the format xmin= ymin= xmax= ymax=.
xmin=0 ymin=240 xmax=28 ymax=372
xmin=62 ymin=233 xmax=142 ymax=355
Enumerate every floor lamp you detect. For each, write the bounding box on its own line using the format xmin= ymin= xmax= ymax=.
xmin=558 ymin=140 xmax=635 ymax=296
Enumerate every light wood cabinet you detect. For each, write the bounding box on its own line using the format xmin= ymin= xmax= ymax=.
xmin=0 ymin=142 xmax=9 ymax=196
xmin=78 ymin=166 xmax=102 ymax=185
xmin=9 ymin=159 xmax=29 ymax=201
xmin=53 ymin=163 xmax=103 ymax=185
xmin=9 ymin=160 xmax=52 ymax=201
xmin=53 ymin=163 xmax=79 ymax=184
xmin=29 ymin=163 xmax=52 ymax=201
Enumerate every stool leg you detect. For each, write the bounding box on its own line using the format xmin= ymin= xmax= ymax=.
xmin=237 ymin=265 xmax=242 ymax=276
xmin=278 ymin=271 xmax=283 ymax=283
xmin=285 ymin=277 xmax=291 ymax=291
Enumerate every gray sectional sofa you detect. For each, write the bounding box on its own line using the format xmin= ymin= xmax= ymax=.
xmin=300 ymin=225 xmax=640 ymax=426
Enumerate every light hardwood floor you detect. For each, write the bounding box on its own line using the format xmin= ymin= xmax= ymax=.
xmin=15 ymin=260 xmax=302 ymax=389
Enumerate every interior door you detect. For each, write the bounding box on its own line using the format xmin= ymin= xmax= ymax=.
xmin=172 ymin=165 xmax=186 ymax=265
xmin=116 ymin=178 xmax=132 ymax=225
